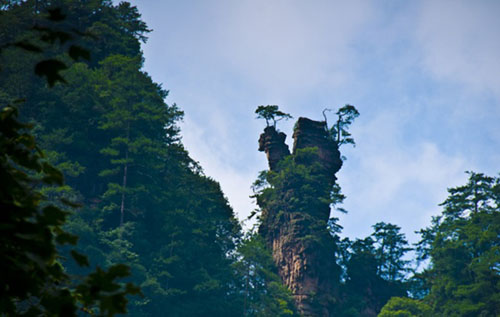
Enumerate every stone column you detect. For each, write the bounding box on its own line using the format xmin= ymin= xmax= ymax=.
xmin=258 ymin=118 xmax=342 ymax=316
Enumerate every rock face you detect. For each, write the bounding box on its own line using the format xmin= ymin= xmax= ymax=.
xmin=258 ymin=126 xmax=290 ymax=170
xmin=258 ymin=118 xmax=342 ymax=316
xmin=292 ymin=118 xmax=342 ymax=176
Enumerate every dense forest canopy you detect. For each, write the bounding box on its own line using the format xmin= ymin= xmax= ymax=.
xmin=1 ymin=1 xmax=498 ymax=316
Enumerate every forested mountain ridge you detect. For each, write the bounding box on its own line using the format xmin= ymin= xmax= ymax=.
xmin=1 ymin=1 xmax=499 ymax=316
xmin=0 ymin=1 xmax=267 ymax=315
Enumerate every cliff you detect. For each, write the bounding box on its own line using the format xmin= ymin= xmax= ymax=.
xmin=258 ymin=126 xmax=291 ymax=170
xmin=257 ymin=118 xmax=343 ymax=316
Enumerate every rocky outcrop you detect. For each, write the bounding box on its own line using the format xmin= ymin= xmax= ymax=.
xmin=292 ymin=117 xmax=342 ymax=177
xmin=258 ymin=118 xmax=343 ymax=316
xmin=258 ymin=126 xmax=290 ymax=170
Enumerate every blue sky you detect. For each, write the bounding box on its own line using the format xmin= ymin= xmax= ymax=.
xmin=128 ymin=0 xmax=500 ymax=243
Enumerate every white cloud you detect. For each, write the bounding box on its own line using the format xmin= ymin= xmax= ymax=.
xmin=133 ymin=0 xmax=378 ymax=225
xmin=211 ymin=0 xmax=374 ymax=96
xmin=135 ymin=0 xmax=376 ymax=101
xmin=337 ymin=111 xmax=468 ymax=242
xmin=180 ymin=115 xmax=267 ymax=228
xmin=128 ymin=0 xmax=499 ymax=241
xmin=416 ymin=0 xmax=500 ymax=99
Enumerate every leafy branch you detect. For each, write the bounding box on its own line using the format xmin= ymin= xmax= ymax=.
xmin=324 ymin=104 xmax=359 ymax=147
xmin=255 ymin=105 xmax=292 ymax=128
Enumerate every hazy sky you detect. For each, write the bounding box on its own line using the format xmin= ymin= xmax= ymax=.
xmin=127 ymin=0 xmax=500 ymax=243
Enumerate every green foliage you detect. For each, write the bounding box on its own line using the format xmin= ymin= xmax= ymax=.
xmin=0 ymin=3 xmax=145 ymax=314
xmin=258 ymin=148 xmax=339 ymax=211
xmin=252 ymin=143 xmax=345 ymax=314
xmin=0 ymin=105 xmax=68 ymax=315
xmin=14 ymin=2 xmax=499 ymax=316
xmin=372 ymin=222 xmax=412 ymax=282
xmin=378 ymin=297 xmax=431 ymax=317
xmin=253 ymin=147 xmax=343 ymax=246
xmin=255 ymin=147 xmax=345 ymax=240
xmin=93 ymin=53 xmax=183 ymax=226
xmin=0 ymin=105 xmax=139 ymax=316
xmin=415 ymin=171 xmax=500 ymax=316
xmin=1 ymin=2 xmax=252 ymax=316
xmin=328 ymin=104 xmax=359 ymax=147
xmin=0 ymin=6 xmax=92 ymax=86
xmin=335 ymin=224 xmax=411 ymax=316
xmin=255 ymin=105 xmax=292 ymax=128
xmin=234 ymin=234 xmax=298 ymax=316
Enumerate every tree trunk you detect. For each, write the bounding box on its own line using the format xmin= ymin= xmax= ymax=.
xmin=119 ymin=122 xmax=130 ymax=227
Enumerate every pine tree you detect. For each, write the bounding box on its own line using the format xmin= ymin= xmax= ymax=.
xmin=234 ymin=234 xmax=298 ymax=317
xmin=415 ymin=172 xmax=500 ymax=316
xmin=0 ymin=9 xmax=141 ymax=310
xmin=1 ymin=1 xmax=245 ymax=315
xmin=95 ymin=54 xmax=182 ymax=227
xmin=336 ymin=224 xmax=410 ymax=316
xmin=371 ymin=222 xmax=412 ymax=282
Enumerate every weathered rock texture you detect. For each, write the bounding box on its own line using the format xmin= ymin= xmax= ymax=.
xmin=258 ymin=126 xmax=290 ymax=170
xmin=292 ymin=118 xmax=342 ymax=175
xmin=258 ymin=118 xmax=342 ymax=316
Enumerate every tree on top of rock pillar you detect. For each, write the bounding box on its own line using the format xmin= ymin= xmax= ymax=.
xmin=255 ymin=105 xmax=292 ymax=128
xmin=256 ymin=105 xmax=292 ymax=171
xmin=324 ymin=104 xmax=360 ymax=148
xmin=253 ymin=104 xmax=359 ymax=316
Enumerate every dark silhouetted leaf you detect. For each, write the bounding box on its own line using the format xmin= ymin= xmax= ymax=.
xmin=41 ymin=205 xmax=68 ymax=225
xmin=41 ymin=30 xmax=72 ymax=44
xmin=107 ymin=264 xmax=131 ymax=278
xmin=14 ymin=41 xmax=42 ymax=52
xmin=32 ymin=25 xmax=73 ymax=44
xmin=47 ymin=8 xmax=66 ymax=21
xmin=68 ymin=45 xmax=90 ymax=61
xmin=60 ymin=198 xmax=82 ymax=208
xmin=55 ymin=232 xmax=78 ymax=245
xmin=71 ymin=250 xmax=89 ymax=267
xmin=41 ymin=162 xmax=64 ymax=185
xmin=34 ymin=59 xmax=68 ymax=87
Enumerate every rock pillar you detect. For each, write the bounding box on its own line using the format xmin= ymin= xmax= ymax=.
xmin=258 ymin=118 xmax=342 ymax=316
